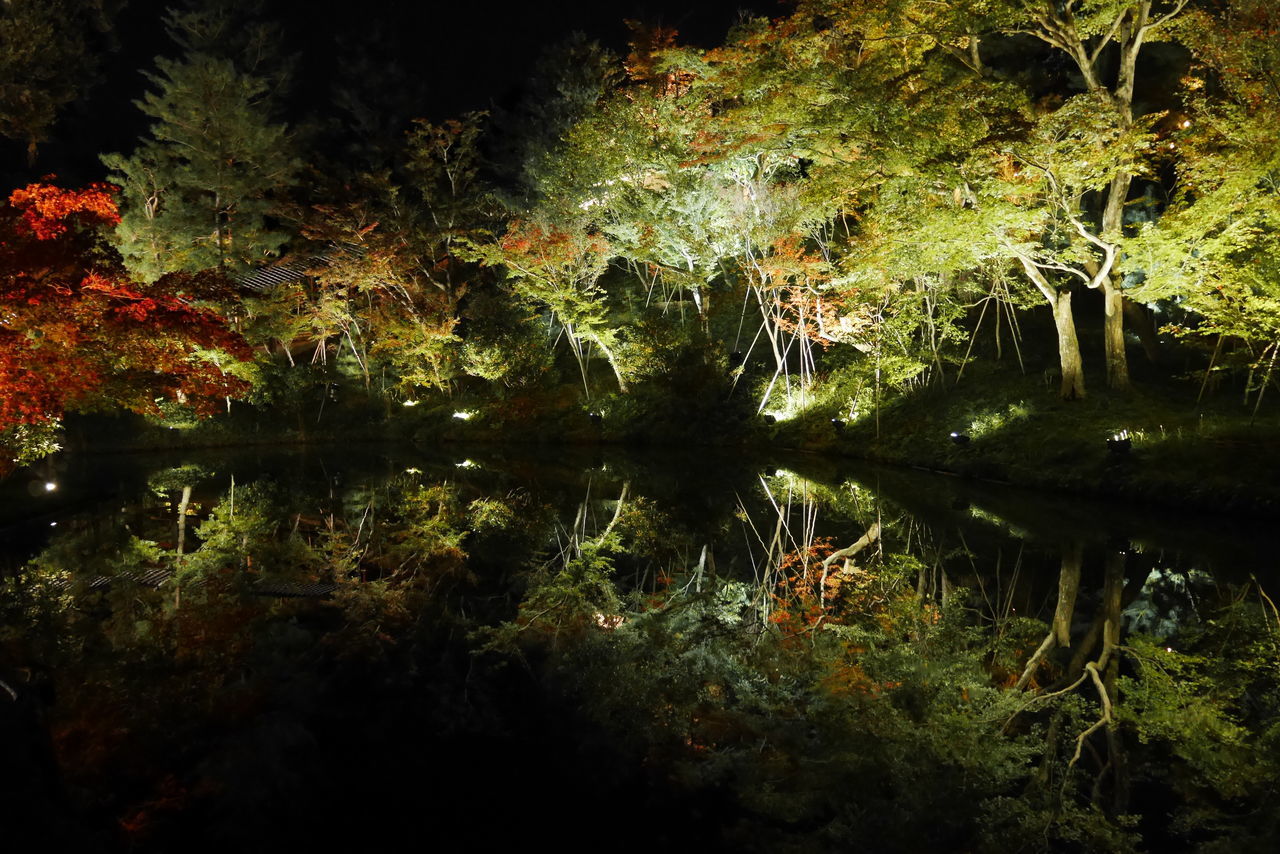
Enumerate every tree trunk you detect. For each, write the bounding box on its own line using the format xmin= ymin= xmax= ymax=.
xmin=1122 ymin=296 xmax=1161 ymax=364
xmin=1053 ymin=292 xmax=1086 ymax=400
xmin=1017 ymin=256 xmax=1086 ymax=400
xmin=1102 ymin=549 xmax=1130 ymax=813
xmin=592 ymin=336 xmax=629 ymax=393
xmin=1053 ymin=542 xmax=1083 ymax=647
xmin=1102 ymin=279 xmax=1130 ymax=390
xmin=176 ymin=485 xmax=192 ymax=557
xmin=1099 ymin=163 xmax=1135 ymax=390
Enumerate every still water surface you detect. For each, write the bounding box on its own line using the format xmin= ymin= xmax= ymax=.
xmin=2 ymin=444 xmax=1276 ymax=851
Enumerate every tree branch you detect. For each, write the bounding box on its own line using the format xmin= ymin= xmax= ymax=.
xmin=820 ymin=521 xmax=881 ymax=571
xmin=1065 ymin=661 xmax=1114 ymax=775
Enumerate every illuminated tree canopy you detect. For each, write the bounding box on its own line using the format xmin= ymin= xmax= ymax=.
xmin=0 ymin=0 xmax=1278 ymax=451
xmin=0 ymin=182 xmax=252 ymax=467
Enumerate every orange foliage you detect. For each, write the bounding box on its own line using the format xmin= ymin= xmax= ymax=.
xmin=8 ymin=181 xmax=119 ymax=240
xmin=624 ymin=20 xmax=696 ymax=97
xmin=1 ymin=181 xmax=252 ymax=452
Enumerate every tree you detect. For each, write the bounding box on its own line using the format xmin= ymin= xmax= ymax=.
xmin=0 ymin=0 xmax=118 ymax=165
xmin=278 ymin=115 xmax=496 ymax=396
xmin=1128 ymin=0 xmax=1280 ymax=405
xmin=954 ymin=93 xmax=1161 ymax=399
xmin=102 ymin=3 xmax=298 ymax=281
xmin=0 ymin=182 xmax=253 ymax=469
xmin=487 ymin=33 xmax=623 ymax=210
xmin=760 ymin=0 xmax=1192 ymax=398
xmin=470 ymin=215 xmax=625 ymax=397
xmin=648 ymin=4 xmax=1016 ymax=404
xmin=999 ymin=0 xmax=1193 ymax=391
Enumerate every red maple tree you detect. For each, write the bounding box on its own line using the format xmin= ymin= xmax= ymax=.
xmin=1 ymin=181 xmax=253 ymax=468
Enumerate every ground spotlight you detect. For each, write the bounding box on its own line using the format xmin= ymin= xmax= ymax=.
xmin=1107 ymin=431 xmax=1131 ymax=456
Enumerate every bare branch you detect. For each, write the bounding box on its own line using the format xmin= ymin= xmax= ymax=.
xmin=1065 ymin=661 xmax=1114 ymax=774
xmin=821 ymin=521 xmax=881 ymax=571
xmin=1146 ymin=0 xmax=1190 ymax=33
xmin=1014 ymin=630 xmax=1057 ymax=691
xmin=1069 ymin=217 xmax=1119 ymax=289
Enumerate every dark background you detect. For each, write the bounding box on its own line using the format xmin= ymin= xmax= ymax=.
xmin=7 ymin=0 xmax=778 ymax=184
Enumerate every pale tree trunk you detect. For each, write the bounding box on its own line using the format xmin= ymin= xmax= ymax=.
xmin=174 ymin=484 xmax=192 ymax=611
xmin=1100 ymin=173 xmax=1134 ymax=391
xmin=1017 ymin=256 xmax=1086 ymax=399
xmin=592 ymin=336 xmax=629 ymax=394
xmin=176 ymin=485 xmax=192 ymax=557
xmin=1053 ymin=542 xmax=1083 ymax=647
xmin=1030 ymin=1 xmax=1193 ymax=392
xmin=1102 ymin=279 xmax=1130 ymax=389
xmin=1053 ymin=291 xmax=1086 ymax=400
xmin=1015 ymin=540 xmax=1083 ymax=691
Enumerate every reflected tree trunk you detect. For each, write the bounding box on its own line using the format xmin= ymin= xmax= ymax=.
xmin=1100 ymin=549 xmax=1130 ymax=813
xmin=1054 ymin=542 xmax=1083 ymax=648
xmin=173 ymin=483 xmax=192 ymax=610
xmin=176 ymin=484 xmax=192 ymax=557
xmin=1015 ymin=540 xmax=1082 ymax=690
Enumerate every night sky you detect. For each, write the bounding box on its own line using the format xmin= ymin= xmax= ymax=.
xmin=11 ymin=0 xmax=779 ymax=184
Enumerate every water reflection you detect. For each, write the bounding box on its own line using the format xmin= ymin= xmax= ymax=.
xmin=1 ymin=446 xmax=1277 ymax=851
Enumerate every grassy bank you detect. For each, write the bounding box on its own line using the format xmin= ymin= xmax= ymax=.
xmin=48 ymin=350 xmax=1280 ymax=519
xmin=769 ymin=360 xmax=1280 ymax=517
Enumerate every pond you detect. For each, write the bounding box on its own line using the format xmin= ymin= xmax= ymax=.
xmin=2 ymin=443 xmax=1277 ymax=852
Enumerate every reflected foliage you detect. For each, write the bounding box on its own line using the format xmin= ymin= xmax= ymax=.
xmin=2 ymin=452 xmax=1278 ymax=850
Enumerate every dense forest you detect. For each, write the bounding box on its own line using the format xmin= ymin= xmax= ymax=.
xmin=1 ymin=0 xmax=1278 ymax=479
xmin=5 ymin=3 xmax=1280 ymax=851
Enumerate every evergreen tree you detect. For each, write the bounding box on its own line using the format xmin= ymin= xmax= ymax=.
xmin=0 ymin=0 xmax=120 ymax=166
xmin=487 ymin=33 xmax=623 ymax=209
xmin=102 ymin=1 xmax=298 ymax=280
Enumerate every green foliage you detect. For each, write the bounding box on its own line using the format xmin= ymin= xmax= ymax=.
xmin=0 ymin=0 xmax=113 ymax=161
xmin=457 ymin=292 xmax=557 ymax=389
xmin=1127 ymin=4 xmax=1280 ymax=382
xmin=1119 ymin=637 xmax=1262 ymax=799
xmin=102 ymin=5 xmax=299 ymax=281
xmin=488 ymin=33 xmax=623 ymax=209
xmin=1 ymin=419 xmax=63 ymax=467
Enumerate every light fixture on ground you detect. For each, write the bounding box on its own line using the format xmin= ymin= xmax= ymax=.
xmin=1107 ymin=430 xmax=1132 ymax=456
xmin=950 ymin=431 xmax=970 ymax=446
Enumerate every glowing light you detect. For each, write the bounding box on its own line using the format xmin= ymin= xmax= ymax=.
xmin=455 ymin=459 xmax=476 ymax=469
xmin=44 ymin=481 xmax=57 ymax=492
xmin=452 ymin=410 xmax=474 ymax=420
xmin=404 ymin=467 xmax=422 ymax=475
xmin=595 ymin=612 xmax=625 ymax=630
xmin=1181 ymin=119 xmax=1192 ymax=129
xmin=402 ymin=399 xmax=419 ymax=407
